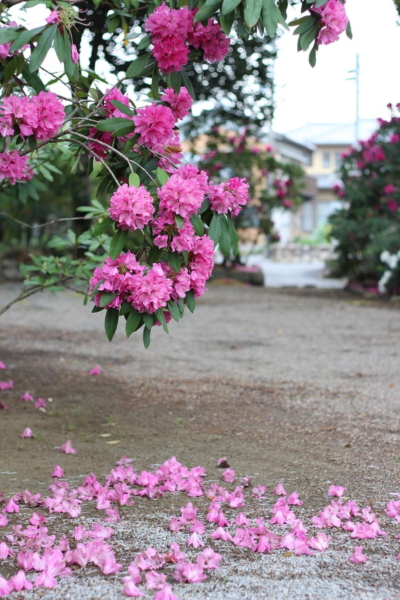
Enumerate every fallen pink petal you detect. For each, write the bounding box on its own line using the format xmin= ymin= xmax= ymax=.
xmin=60 ymin=440 xmax=77 ymax=454
xmin=328 ymin=485 xmax=346 ymax=498
xmin=51 ymin=465 xmax=65 ymax=478
xmin=349 ymin=546 xmax=368 ymax=564
xmin=0 ymin=361 xmax=6 ymax=369
xmin=20 ymin=392 xmax=34 ymax=402
xmin=90 ymin=365 xmax=101 ymax=376
xmin=21 ymin=427 xmax=33 ymax=438
xmin=34 ymin=397 xmax=47 ymax=409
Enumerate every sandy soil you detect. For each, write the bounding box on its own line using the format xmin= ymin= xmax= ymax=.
xmin=1 ymin=282 xmax=400 ymax=599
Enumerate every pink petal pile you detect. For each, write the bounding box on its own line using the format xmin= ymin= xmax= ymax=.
xmin=1 ymin=454 xmax=400 ymax=598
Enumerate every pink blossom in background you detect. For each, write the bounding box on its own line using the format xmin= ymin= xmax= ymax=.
xmin=188 ymin=18 xmax=230 ymax=63
xmin=386 ymin=199 xmax=398 ymax=212
xmin=384 ymin=184 xmax=396 ymax=195
xmin=0 ymin=380 xmax=13 ymax=390
xmin=21 ymin=428 xmax=33 ymax=438
xmin=46 ymin=9 xmax=60 ymax=24
xmin=60 ymin=440 xmax=77 ymax=454
xmin=390 ymin=133 xmax=400 ymax=143
xmin=88 ymin=128 xmax=113 ymax=161
xmin=222 ymin=468 xmax=236 ymax=483
xmin=110 ymin=184 xmax=155 ymax=231
xmin=90 ymin=365 xmax=101 ymax=376
xmin=349 ymin=545 xmax=368 ymax=564
xmin=161 ymin=87 xmax=192 ymax=120
xmin=20 ymin=392 xmax=34 ymax=402
xmin=328 ymin=485 xmax=346 ymax=498
xmin=34 ymin=397 xmax=46 ymax=409
xmin=0 ymin=151 xmax=32 ymax=184
xmin=272 ymin=483 xmax=287 ymax=496
xmin=0 ymin=361 xmax=6 ymax=369
xmin=71 ymin=44 xmax=79 ymax=64
xmin=51 ymin=465 xmax=65 ymax=478
xmin=209 ymin=176 xmax=249 ymax=216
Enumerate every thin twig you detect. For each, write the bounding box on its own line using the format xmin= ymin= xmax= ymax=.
xmin=0 ymin=213 xmax=89 ymax=229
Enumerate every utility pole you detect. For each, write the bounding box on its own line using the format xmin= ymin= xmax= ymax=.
xmin=347 ymin=54 xmax=360 ymax=145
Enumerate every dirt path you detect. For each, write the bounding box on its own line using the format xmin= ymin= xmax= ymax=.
xmin=1 ymin=282 xmax=400 ymax=599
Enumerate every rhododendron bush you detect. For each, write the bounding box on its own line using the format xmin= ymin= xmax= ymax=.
xmin=0 ymin=0 xmax=350 ymax=345
xmin=329 ymin=105 xmax=400 ymax=293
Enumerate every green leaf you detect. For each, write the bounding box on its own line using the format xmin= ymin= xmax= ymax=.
xmin=208 ymin=213 xmax=222 ymax=246
xmin=194 ymin=1 xmax=222 ymax=21
xmin=227 ymin=216 xmax=239 ymax=255
xmin=105 ymin=308 xmax=119 ymax=342
xmin=220 ymin=10 xmax=236 ymax=34
xmin=186 ymin=289 xmax=196 ymax=313
xmin=300 ymin=23 xmax=319 ymax=51
xmin=244 ymin=0 xmax=263 ymax=28
xmin=96 ymin=117 xmax=134 ymax=132
xmin=155 ymin=309 xmax=169 ymax=333
xmin=11 ymin=26 xmax=45 ymax=52
xmin=63 ymin=34 xmax=77 ymax=80
xmin=110 ymin=99 xmax=134 ymax=116
xmin=0 ymin=27 xmax=19 ymax=44
xmin=147 ymin=246 xmax=163 ymax=265
xmin=143 ymin=326 xmax=151 ymax=348
xmin=112 ymin=123 xmax=136 ymax=137
xmin=126 ymin=53 xmax=150 ymax=78
xmin=190 ymin=214 xmax=204 ymax=236
xmin=156 ymin=167 xmax=169 ymax=185
xmin=309 ymin=42 xmax=317 ymax=67
xmin=175 ymin=215 xmax=184 ymax=230
xmin=4 ymin=56 xmax=19 ymax=80
xmin=126 ymin=309 xmax=142 ymax=337
xmin=29 ymin=24 xmax=57 ymax=73
xmin=262 ymin=0 xmax=279 ymax=37
xmin=219 ymin=217 xmax=231 ymax=256
xmin=91 ymin=305 xmax=104 ymax=313
xmin=346 ymin=20 xmax=353 ymax=39
xmin=53 ymin=29 xmax=65 ymax=62
xmin=22 ymin=64 xmax=46 ymax=91
xmin=93 ymin=216 xmax=112 ymax=236
xmin=129 ymin=172 xmax=140 ymax=187
xmin=137 ymin=34 xmax=151 ymax=50
xmin=293 ymin=16 xmax=316 ymax=35
xmin=314 ymin=0 xmax=328 ymax=6
xmin=110 ymin=228 xmax=128 ymax=259
xmin=120 ymin=302 xmax=131 ymax=316
xmin=100 ymin=292 xmax=117 ymax=308
xmin=221 ymin=0 xmax=242 ymax=15
xmin=143 ymin=313 xmax=154 ymax=329
xmin=168 ymin=300 xmax=181 ymax=322
xmin=168 ymin=251 xmax=181 ymax=273
xmin=200 ymin=199 xmax=210 ymax=214
xmin=181 ymin=70 xmax=196 ymax=100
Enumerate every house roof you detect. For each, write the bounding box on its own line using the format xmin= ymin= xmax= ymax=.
xmin=283 ymin=120 xmax=378 ymax=146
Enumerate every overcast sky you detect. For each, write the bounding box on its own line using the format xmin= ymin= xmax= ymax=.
xmin=273 ymin=0 xmax=400 ymax=134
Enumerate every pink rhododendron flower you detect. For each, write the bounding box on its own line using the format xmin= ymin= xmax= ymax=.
xmin=133 ymin=104 xmax=175 ymax=147
xmin=0 ymin=379 xmax=12 ymax=390
xmin=10 ymin=570 xmax=33 ymax=591
xmin=209 ymin=176 xmax=249 ymax=216
xmin=197 ymin=547 xmax=221 ymax=570
xmin=186 ymin=532 xmax=204 ymax=548
xmin=328 ymin=485 xmax=346 ymax=498
xmin=349 ymin=545 xmax=368 ymax=564
xmin=46 ymin=9 xmax=60 ymax=24
xmin=384 ymin=184 xmax=396 ymax=195
xmin=154 ymin=585 xmax=179 ymax=600
xmin=60 ymin=440 xmax=77 ymax=454
xmin=210 ymin=527 xmax=232 ymax=541
xmin=34 ymin=397 xmax=46 ymax=409
xmin=128 ymin=263 xmax=173 ymax=314
xmin=252 ymin=485 xmax=267 ymax=498
xmin=287 ymin=492 xmax=303 ymax=505
xmin=90 ymin=365 xmax=101 ymax=375
xmin=188 ymin=18 xmax=230 ymax=62
xmin=174 ymin=561 xmax=207 ymax=583
xmin=272 ymin=483 xmax=287 ymax=496
xmin=145 ymin=571 xmax=167 ymax=590
xmin=235 ymin=512 xmax=249 ymax=526
xmin=29 ymin=512 xmax=47 ymax=526
xmin=314 ymin=0 xmax=348 ymax=46
xmin=146 ymin=5 xmax=193 ymax=73
xmin=109 ymin=184 xmax=155 ymax=231
xmin=222 ymin=468 xmax=236 ymax=483
xmin=90 ymin=251 xmax=145 ymax=310
xmin=30 ymin=92 xmax=65 ymax=141
xmin=386 ymin=199 xmax=398 ymax=212
xmin=309 ymin=533 xmax=331 ymax=551
xmin=71 ymin=44 xmax=79 ymax=64
xmin=21 ymin=427 xmax=33 ymax=438
xmin=51 ymin=465 xmax=64 ymax=478
xmin=88 ymin=128 xmax=113 ymax=160
xmin=158 ymin=172 xmax=205 ymax=218
xmin=20 ymin=392 xmax=34 ymax=402
xmin=161 ymin=87 xmax=192 ymax=120
xmin=4 ymin=498 xmax=19 ymax=513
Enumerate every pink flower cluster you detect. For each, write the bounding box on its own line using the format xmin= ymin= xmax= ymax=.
xmin=209 ymin=176 xmax=249 ymax=217
xmin=109 ymin=184 xmax=155 ymax=231
xmin=0 ymin=92 xmax=64 ymax=141
xmin=0 ymin=150 xmax=32 ymax=185
xmin=146 ymin=3 xmax=229 ymax=73
xmin=314 ymin=0 xmax=349 ymax=45
xmin=88 ymin=88 xmax=131 ymax=160
xmin=161 ymin=87 xmax=192 ymax=121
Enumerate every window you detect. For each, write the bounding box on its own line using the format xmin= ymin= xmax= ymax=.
xmin=301 ymin=201 xmax=314 ymax=232
xmin=323 ymin=152 xmax=330 ymax=168
xmin=335 ymin=152 xmax=342 ymax=169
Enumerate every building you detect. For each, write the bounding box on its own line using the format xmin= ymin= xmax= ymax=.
xmin=284 ymin=120 xmax=378 ymax=234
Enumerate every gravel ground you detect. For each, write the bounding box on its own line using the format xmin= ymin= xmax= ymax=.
xmin=1 ymin=282 xmax=400 ymax=599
